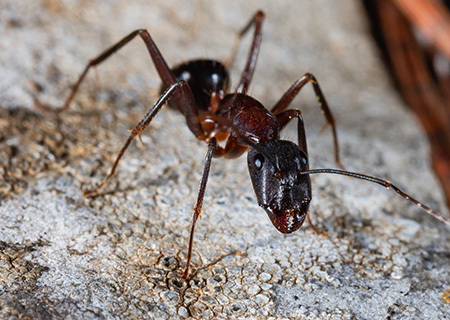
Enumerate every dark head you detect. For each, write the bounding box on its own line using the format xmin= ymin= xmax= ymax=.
xmin=247 ymin=140 xmax=311 ymax=233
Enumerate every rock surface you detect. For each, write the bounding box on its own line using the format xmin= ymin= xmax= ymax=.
xmin=1 ymin=0 xmax=450 ymax=319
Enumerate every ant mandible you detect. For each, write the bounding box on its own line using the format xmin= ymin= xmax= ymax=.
xmin=37 ymin=10 xmax=450 ymax=279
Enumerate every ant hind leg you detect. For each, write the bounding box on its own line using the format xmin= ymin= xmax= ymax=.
xmin=223 ymin=10 xmax=265 ymax=94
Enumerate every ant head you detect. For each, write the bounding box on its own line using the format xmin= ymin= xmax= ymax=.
xmin=247 ymin=140 xmax=311 ymax=233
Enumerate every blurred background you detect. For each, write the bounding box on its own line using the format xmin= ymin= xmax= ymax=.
xmin=365 ymin=0 xmax=450 ymax=208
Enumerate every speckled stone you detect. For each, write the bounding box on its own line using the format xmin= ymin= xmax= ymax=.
xmin=1 ymin=0 xmax=450 ymax=319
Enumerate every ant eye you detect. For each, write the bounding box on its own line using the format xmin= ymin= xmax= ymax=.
xmin=301 ymin=156 xmax=307 ymax=167
xmin=254 ymin=154 xmax=265 ymax=169
xmin=180 ymin=71 xmax=191 ymax=81
xmin=295 ymin=155 xmax=308 ymax=168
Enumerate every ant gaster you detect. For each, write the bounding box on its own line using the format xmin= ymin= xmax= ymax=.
xmin=36 ymin=11 xmax=450 ymax=279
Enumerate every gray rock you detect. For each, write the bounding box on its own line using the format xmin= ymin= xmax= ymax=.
xmin=1 ymin=0 xmax=449 ymax=319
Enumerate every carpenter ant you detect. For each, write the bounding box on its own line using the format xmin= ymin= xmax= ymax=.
xmin=36 ymin=10 xmax=450 ymax=279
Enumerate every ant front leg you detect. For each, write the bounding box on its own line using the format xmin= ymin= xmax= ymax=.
xmin=84 ymin=80 xmax=193 ymax=196
xmin=183 ymin=137 xmax=217 ymax=279
xmin=272 ymin=73 xmax=344 ymax=169
xmin=276 ymin=109 xmax=325 ymax=235
xmin=276 ymin=109 xmax=308 ymax=157
xmin=224 ymin=10 xmax=265 ymax=94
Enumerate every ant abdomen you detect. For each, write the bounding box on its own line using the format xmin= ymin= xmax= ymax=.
xmin=168 ymin=59 xmax=230 ymax=111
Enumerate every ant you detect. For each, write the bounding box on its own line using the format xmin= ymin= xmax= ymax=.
xmin=36 ymin=10 xmax=450 ymax=279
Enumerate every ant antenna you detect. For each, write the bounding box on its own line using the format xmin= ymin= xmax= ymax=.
xmin=300 ymin=168 xmax=450 ymax=226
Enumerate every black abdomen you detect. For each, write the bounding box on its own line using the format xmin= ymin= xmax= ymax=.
xmin=167 ymin=59 xmax=230 ymax=111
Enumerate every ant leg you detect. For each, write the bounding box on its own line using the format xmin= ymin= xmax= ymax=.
xmin=183 ymin=137 xmax=217 ymax=279
xmin=84 ymin=80 xmax=190 ymax=197
xmin=271 ymin=73 xmax=344 ymax=169
xmin=37 ymin=29 xmax=204 ymax=139
xmin=307 ymin=213 xmax=328 ymax=236
xmin=37 ymin=30 xmax=169 ymax=113
xmin=277 ymin=109 xmax=330 ymax=234
xmin=276 ymin=109 xmax=308 ymax=157
xmin=223 ymin=10 xmax=265 ymax=94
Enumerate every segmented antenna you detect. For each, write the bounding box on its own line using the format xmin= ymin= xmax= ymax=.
xmin=300 ymin=168 xmax=450 ymax=226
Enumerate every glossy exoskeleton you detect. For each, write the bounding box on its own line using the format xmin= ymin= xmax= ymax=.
xmin=37 ymin=10 xmax=450 ymax=279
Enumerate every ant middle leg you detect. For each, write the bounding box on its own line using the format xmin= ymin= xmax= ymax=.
xmin=223 ymin=10 xmax=266 ymax=94
xmin=271 ymin=73 xmax=344 ymax=169
xmin=84 ymin=80 xmax=197 ymax=196
xmin=183 ymin=137 xmax=217 ymax=279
